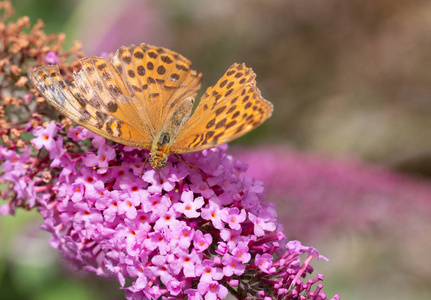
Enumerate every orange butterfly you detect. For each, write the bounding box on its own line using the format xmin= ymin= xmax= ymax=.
xmin=30 ymin=44 xmax=273 ymax=169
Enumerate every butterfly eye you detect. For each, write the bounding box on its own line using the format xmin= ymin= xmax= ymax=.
xmin=158 ymin=133 xmax=170 ymax=146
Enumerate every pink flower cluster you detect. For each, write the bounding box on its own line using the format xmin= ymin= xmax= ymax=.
xmin=0 ymin=5 xmax=338 ymax=298
xmin=0 ymin=122 xmax=339 ymax=300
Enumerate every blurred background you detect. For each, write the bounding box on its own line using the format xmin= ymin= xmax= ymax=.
xmin=2 ymin=0 xmax=431 ymax=299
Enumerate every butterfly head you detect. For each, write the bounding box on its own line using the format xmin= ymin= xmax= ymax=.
xmin=149 ymin=151 xmax=168 ymax=170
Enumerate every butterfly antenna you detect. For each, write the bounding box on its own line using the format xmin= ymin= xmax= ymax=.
xmin=173 ymin=154 xmax=210 ymax=188
xmin=94 ymin=163 xmax=142 ymax=171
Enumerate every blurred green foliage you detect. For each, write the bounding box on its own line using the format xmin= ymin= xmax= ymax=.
xmin=0 ymin=211 xmax=123 ymax=299
xmin=12 ymin=0 xmax=76 ymax=40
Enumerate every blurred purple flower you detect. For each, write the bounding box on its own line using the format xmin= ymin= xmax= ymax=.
xmin=22 ymin=92 xmax=33 ymax=105
xmin=45 ymin=51 xmax=59 ymax=64
xmin=85 ymin=0 xmax=170 ymax=55
xmin=234 ymin=146 xmax=431 ymax=241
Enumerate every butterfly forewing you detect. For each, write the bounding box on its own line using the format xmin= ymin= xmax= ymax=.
xmin=112 ymin=44 xmax=202 ymax=135
xmin=31 ymin=63 xmax=151 ymax=149
xmin=170 ymin=63 xmax=273 ymax=153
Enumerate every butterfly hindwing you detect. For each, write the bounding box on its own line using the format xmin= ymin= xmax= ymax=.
xmin=78 ymin=56 xmax=154 ymax=143
xmin=170 ymin=63 xmax=273 ymax=153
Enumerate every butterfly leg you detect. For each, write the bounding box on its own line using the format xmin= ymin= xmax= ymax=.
xmin=173 ymin=154 xmax=210 ymax=188
xmin=140 ymin=152 xmax=150 ymax=177
xmin=158 ymin=168 xmax=170 ymax=185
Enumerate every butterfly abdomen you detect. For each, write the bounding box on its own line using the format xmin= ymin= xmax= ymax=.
xmin=149 ymin=132 xmax=173 ymax=169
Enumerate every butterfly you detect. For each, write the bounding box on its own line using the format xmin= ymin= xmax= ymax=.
xmin=30 ymin=43 xmax=273 ymax=169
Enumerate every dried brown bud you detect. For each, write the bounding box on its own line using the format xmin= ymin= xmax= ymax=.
xmin=15 ymin=76 xmax=28 ymax=86
xmin=1 ymin=134 xmax=11 ymax=146
xmin=42 ymin=171 xmax=52 ymax=183
xmin=0 ymin=1 xmax=14 ymax=22
xmin=10 ymin=127 xmax=20 ymax=138
xmin=10 ymin=97 xmax=21 ymax=106
xmin=36 ymin=96 xmax=45 ymax=104
xmin=65 ymin=143 xmax=74 ymax=151
xmin=16 ymin=139 xmax=25 ymax=148
xmin=27 ymin=48 xmax=40 ymax=57
xmin=2 ymin=96 xmax=12 ymax=105
xmin=0 ymin=58 xmax=9 ymax=69
xmin=30 ymin=113 xmax=43 ymax=128
xmin=61 ymin=117 xmax=73 ymax=131
xmin=10 ymin=64 xmax=22 ymax=75
xmin=15 ymin=16 xmax=30 ymax=29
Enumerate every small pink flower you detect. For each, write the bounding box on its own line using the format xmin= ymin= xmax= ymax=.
xmin=166 ymin=278 xmax=182 ymax=296
xmin=248 ymin=212 xmax=276 ymax=237
xmin=32 ymin=122 xmax=61 ymax=151
xmin=142 ymin=169 xmax=174 ymax=193
xmin=96 ymin=190 xmax=121 ymax=222
xmin=197 ymin=280 xmax=228 ymax=300
xmin=193 ymin=230 xmax=212 ymax=252
xmin=169 ymin=223 xmax=194 ymax=249
xmin=221 ymin=254 xmax=245 ymax=276
xmin=255 ymin=253 xmax=275 ymax=273
xmin=67 ymin=126 xmax=87 ymax=142
xmin=1 ymin=148 xmax=30 ymax=176
xmin=82 ymin=143 xmax=116 ymax=170
xmin=172 ymin=249 xmax=201 ymax=278
xmin=69 ymin=183 xmax=85 ymax=203
xmin=220 ymin=228 xmax=250 ymax=252
xmin=189 ymin=172 xmax=215 ymax=199
xmin=201 ymin=200 xmax=224 ymax=229
xmin=154 ymin=207 xmax=178 ymax=231
xmin=173 ymin=190 xmax=204 ymax=218
xmin=221 ymin=207 xmax=246 ymax=230
xmin=22 ymin=92 xmax=33 ymax=105
xmin=196 ymin=260 xmax=223 ymax=282
xmin=185 ymin=288 xmax=203 ymax=300
xmin=231 ymin=242 xmax=251 ymax=264
xmin=118 ymin=174 xmax=149 ymax=203
xmin=150 ymin=255 xmax=174 ymax=285
xmin=45 ymin=51 xmax=59 ymax=64
xmin=215 ymin=242 xmax=228 ymax=255
xmin=117 ymin=192 xmax=140 ymax=220
xmin=144 ymin=231 xmax=170 ymax=255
